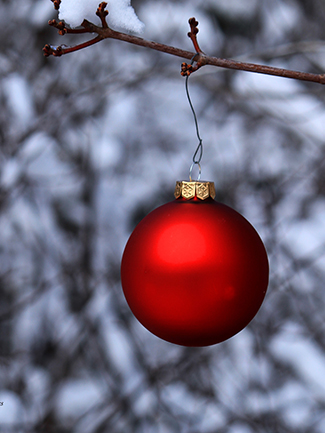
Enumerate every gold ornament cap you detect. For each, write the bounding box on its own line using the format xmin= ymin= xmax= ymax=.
xmin=174 ymin=181 xmax=216 ymax=200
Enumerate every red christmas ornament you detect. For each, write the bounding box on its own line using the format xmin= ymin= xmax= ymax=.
xmin=121 ymin=181 xmax=269 ymax=346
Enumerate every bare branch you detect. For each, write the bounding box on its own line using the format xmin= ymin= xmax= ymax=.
xmin=43 ymin=4 xmax=325 ymax=86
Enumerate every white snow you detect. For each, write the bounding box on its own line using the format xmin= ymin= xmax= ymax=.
xmin=233 ymin=70 xmax=325 ymax=143
xmin=58 ymin=0 xmax=144 ymax=33
xmin=271 ymin=330 xmax=325 ymax=400
xmin=55 ymin=379 xmax=103 ymax=421
xmin=206 ymin=0 xmax=259 ymax=20
xmin=273 ymin=381 xmax=313 ymax=428
xmin=284 ymin=200 xmax=325 ymax=271
xmin=29 ymin=0 xmax=54 ymax=27
xmin=0 ymin=159 xmax=22 ymax=189
xmin=3 ymin=73 xmax=35 ymax=131
xmin=102 ymin=316 xmax=143 ymax=390
xmin=0 ymin=390 xmax=25 ymax=424
xmin=141 ymin=2 xmax=220 ymax=52
xmin=262 ymin=1 xmax=303 ymax=41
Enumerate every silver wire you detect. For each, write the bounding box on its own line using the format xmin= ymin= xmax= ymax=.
xmin=189 ymin=162 xmax=201 ymax=182
xmin=185 ymin=55 xmax=203 ymax=181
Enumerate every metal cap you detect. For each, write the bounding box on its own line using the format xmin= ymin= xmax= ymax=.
xmin=174 ymin=181 xmax=216 ymax=200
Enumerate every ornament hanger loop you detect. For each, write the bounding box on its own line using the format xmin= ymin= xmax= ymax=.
xmin=186 ymin=54 xmax=204 ymax=181
xmin=189 ymin=161 xmax=201 ymax=182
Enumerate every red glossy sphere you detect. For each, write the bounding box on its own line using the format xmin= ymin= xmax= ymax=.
xmin=121 ymin=197 xmax=269 ymax=346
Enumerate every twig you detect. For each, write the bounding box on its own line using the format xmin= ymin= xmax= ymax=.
xmin=43 ymin=36 xmax=103 ymax=57
xmin=187 ymin=17 xmax=204 ymax=55
xmin=96 ymin=2 xmax=109 ymax=29
xmin=181 ymin=18 xmax=207 ymax=76
xmin=44 ymin=3 xmax=325 ymax=85
xmin=48 ymin=19 xmax=91 ymax=35
xmin=43 ymin=4 xmax=107 ymax=56
xmin=50 ymin=0 xmax=61 ymax=10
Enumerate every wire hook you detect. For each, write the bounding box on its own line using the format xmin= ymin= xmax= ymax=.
xmin=185 ymin=54 xmax=203 ymax=181
xmin=189 ymin=162 xmax=201 ymax=182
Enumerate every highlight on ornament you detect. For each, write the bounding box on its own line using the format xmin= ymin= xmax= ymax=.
xmin=121 ymin=180 xmax=269 ymax=347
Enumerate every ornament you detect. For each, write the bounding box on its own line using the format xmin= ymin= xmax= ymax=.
xmin=121 ymin=53 xmax=269 ymax=346
xmin=121 ymin=180 xmax=269 ymax=347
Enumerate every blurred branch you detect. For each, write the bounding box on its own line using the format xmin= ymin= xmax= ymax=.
xmin=43 ymin=2 xmax=325 ymax=85
xmin=0 ymin=279 xmax=53 ymax=322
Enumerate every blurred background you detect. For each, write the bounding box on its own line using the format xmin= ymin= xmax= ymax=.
xmin=2 ymin=0 xmax=325 ymax=431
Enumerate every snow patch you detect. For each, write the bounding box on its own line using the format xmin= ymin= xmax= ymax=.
xmin=59 ymin=0 xmax=144 ymax=33
xmin=55 ymin=379 xmax=102 ymax=421
xmin=0 ymin=390 xmax=25 ymax=424
xmin=271 ymin=331 xmax=325 ymax=400
xmin=207 ymin=0 xmax=258 ymax=20
xmin=3 ymin=73 xmax=35 ymax=131
xmin=1 ymin=159 xmax=22 ymax=189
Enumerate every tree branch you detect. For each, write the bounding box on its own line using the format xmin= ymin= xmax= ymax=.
xmin=43 ymin=2 xmax=325 ymax=85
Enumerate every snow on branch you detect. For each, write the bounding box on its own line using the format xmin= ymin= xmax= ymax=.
xmin=58 ymin=0 xmax=144 ymax=33
xmin=43 ymin=1 xmax=325 ymax=85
